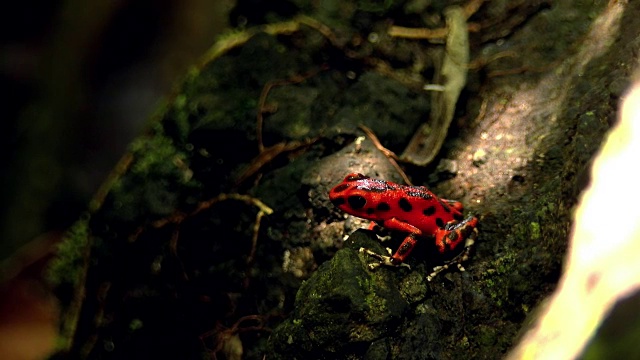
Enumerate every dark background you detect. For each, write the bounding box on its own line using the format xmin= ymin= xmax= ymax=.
xmin=1 ymin=0 xmax=231 ymax=263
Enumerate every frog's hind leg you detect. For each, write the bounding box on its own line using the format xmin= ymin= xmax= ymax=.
xmin=366 ymin=221 xmax=392 ymax=242
xmin=359 ymin=234 xmax=416 ymax=270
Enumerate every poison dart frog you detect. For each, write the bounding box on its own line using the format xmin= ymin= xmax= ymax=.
xmin=329 ymin=173 xmax=478 ymax=281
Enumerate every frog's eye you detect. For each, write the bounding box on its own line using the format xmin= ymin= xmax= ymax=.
xmin=348 ymin=195 xmax=366 ymax=209
xmin=331 ymin=184 xmax=349 ymax=193
xmin=331 ymin=197 xmax=346 ymax=207
xmin=345 ymin=173 xmax=368 ymax=182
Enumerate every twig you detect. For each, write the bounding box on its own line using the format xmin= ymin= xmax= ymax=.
xmin=358 ymin=124 xmax=412 ymax=185
xmin=257 ymin=66 xmax=327 ymax=152
xmin=389 ymin=0 xmax=485 ymax=41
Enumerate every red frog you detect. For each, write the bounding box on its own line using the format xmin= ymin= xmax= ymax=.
xmin=329 ymin=172 xmax=478 ymax=281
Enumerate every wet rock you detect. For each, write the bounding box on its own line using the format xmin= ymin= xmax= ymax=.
xmin=268 ymin=230 xmax=408 ymax=359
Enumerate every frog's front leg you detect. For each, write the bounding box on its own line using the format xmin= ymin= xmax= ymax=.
xmin=359 ymin=218 xmax=421 ymax=269
xmin=428 ymin=215 xmax=478 ymax=281
xmin=433 ymin=215 xmax=478 ymax=253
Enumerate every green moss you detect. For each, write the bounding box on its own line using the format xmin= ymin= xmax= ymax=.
xmin=45 ymin=216 xmax=92 ymax=352
xmin=46 ymin=216 xmax=90 ymax=288
xmin=399 ymin=270 xmax=428 ymax=304
xmin=269 ymin=237 xmax=407 ymax=357
xmin=106 ymin=129 xmax=200 ymax=221
xmin=530 ymin=222 xmax=541 ymax=240
xmin=361 ymin=274 xmax=388 ymax=316
xmin=170 ymin=94 xmax=191 ymax=141
xmin=481 ymin=251 xmax=519 ymax=308
xmin=476 ymin=325 xmax=498 ymax=346
xmin=128 ymin=131 xmax=190 ymax=184
xmin=129 ymin=318 xmax=144 ymax=331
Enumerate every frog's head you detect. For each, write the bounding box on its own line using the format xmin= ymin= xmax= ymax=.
xmin=329 ymin=173 xmax=368 ymax=210
xmin=328 ymin=173 xmax=393 ymax=219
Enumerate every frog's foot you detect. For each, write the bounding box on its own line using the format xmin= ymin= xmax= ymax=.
xmin=426 ymin=261 xmax=465 ymax=282
xmin=427 ymin=228 xmax=477 ymax=281
xmin=359 ymin=247 xmax=411 ymax=270
xmin=376 ymin=234 xmax=392 ymax=243
xmin=366 ymin=221 xmax=392 ymax=242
